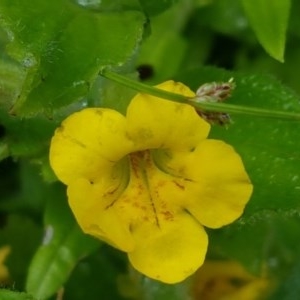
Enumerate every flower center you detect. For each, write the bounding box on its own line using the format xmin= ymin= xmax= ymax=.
xmin=112 ymin=149 xmax=178 ymax=229
xmin=129 ymin=150 xmax=152 ymax=186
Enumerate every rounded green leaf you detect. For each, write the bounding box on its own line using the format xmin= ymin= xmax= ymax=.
xmin=0 ymin=0 xmax=145 ymax=116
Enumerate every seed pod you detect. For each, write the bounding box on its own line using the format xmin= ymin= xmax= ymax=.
xmin=191 ymin=78 xmax=235 ymax=126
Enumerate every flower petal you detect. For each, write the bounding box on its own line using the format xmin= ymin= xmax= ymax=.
xmin=126 ymin=80 xmax=210 ymax=151
xmin=128 ymin=212 xmax=208 ymax=283
xmin=67 ymin=175 xmax=135 ymax=252
xmin=0 ymin=246 xmax=10 ymax=281
xmin=50 ymin=108 xmax=133 ymax=184
xmin=193 ymin=260 xmax=270 ymax=300
xmin=154 ymin=140 xmax=253 ymax=228
xmin=185 ymin=140 xmax=253 ymax=228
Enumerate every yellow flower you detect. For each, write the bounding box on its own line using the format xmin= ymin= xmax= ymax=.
xmin=192 ymin=260 xmax=271 ymax=300
xmin=49 ymin=80 xmax=253 ymax=283
xmin=0 ymin=246 xmax=10 ymax=282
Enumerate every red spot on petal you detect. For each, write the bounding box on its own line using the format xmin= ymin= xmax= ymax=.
xmin=172 ymin=180 xmax=185 ymax=190
xmin=160 ymin=210 xmax=174 ymax=221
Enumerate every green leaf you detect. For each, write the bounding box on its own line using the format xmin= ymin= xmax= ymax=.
xmin=242 ymin=0 xmax=291 ymax=62
xmin=209 ymin=213 xmax=300 ymax=275
xmin=25 ymin=183 xmax=100 ymax=300
xmin=118 ymin=268 xmax=192 ymax=300
xmin=0 ymin=289 xmax=36 ymax=300
xmin=138 ymin=0 xmax=179 ymax=16
xmin=138 ymin=277 xmax=191 ymax=300
xmin=65 ymin=246 xmax=127 ymax=300
xmin=0 ymin=0 xmax=145 ymax=116
xmin=0 ymin=108 xmax=57 ymax=158
xmin=195 ymin=0 xmax=250 ymax=38
xmin=271 ymin=259 xmax=300 ymax=300
xmin=0 ymin=59 xmax=26 ymax=110
xmin=88 ymin=73 xmax=138 ymax=115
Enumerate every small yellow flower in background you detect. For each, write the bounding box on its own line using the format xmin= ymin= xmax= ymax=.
xmin=0 ymin=246 xmax=10 ymax=282
xmin=49 ymin=80 xmax=253 ymax=283
xmin=192 ymin=260 xmax=271 ymax=300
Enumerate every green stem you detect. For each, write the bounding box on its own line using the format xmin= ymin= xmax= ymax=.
xmin=191 ymin=101 xmax=300 ymax=120
xmin=100 ymin=69 xmax=186 ymax=102
xmin=100 ymin=69 xmax=300 ymax=121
